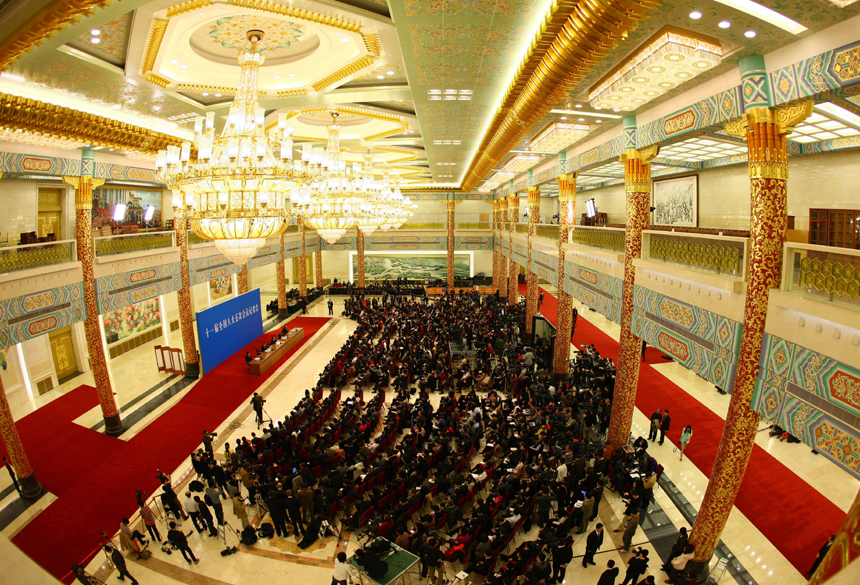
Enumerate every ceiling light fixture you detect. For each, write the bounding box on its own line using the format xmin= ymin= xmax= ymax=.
xmin=588 ymin=28 xmax=722 ymax=112
xmin=549 ymin=109 xmax=622 ymax=119
xmin=90 ymin=29 xmax=100 ymax=35
xmin=91 ymin=37 xmax=101 ymax=44
xmin=171 ymin=59 xmax=179 ymax=64
xmin=502 ymin=154 xmax=542 ymax=173
xmin=530 ymin=121 xmax=591 ymax=153
xmin=718 ymin=20 xmax=731 ymax=28
xmin=387 ymin=71 xmax=394 ymax=75
xmin=711 ymin=0 xmax=807 ymax=34
xmin=274 ymin=75 xmax=281 ymax=79
xmin=287 ymin=73 xmax=295 ymax=77
xmin=340 ymin=37 xmax=351 ymax=43
xmin=689 ymin=11 xmax=702 ymax=19
xmin=745 ymin=30 xmax=757 ymax=38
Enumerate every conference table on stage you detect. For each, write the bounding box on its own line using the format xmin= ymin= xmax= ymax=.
xmin=247 ymin=327 xmax=305 ymax=376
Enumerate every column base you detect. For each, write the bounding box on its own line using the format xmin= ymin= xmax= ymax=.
xmin=18 ymin=473 xmax=45 ymax=502
xmin=185 ymin=361 xmax=200 ymax=379
xmin=278 ymin=308 xmax=289 ymax=318
xmin=103 ymin=413 xmax=124 ymax=437
xmin=687 ymin=559 xmax=711 ymax=584
xmin=552 ymin=372 xmax=569 ymax=383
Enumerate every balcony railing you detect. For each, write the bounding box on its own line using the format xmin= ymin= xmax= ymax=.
xmin=644 ymin=231 xmax=747 ymax=276
xmin=515 ymin=224 xmax=528 ymax=234
xmin=569 ymin=226 xmax=625 ymax=252
xmin=535 ymin=224 xmax=559 ymax=240
xmin=785 ymin=243 xmax=860 ymax=310
xmin=94 ymin=231 xmax=175 ymax=257
xmin=0 ymin=240 xmax=76 ymax=274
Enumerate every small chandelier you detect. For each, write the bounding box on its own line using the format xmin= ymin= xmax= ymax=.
xmin=155 ymin=30 xmax=307 ymax=264
xmin=291 ymin=112 xmax=365 ymax=244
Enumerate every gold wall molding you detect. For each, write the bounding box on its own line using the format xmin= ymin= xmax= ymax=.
xmin=461 ymin=0 xmax=660 ymax=192
xmin=311 ymin=56 xmax=376 ymax=92
xmin=177 ymin=83 xmax=236 ymax=94
xmin=141 ymin=19 xmax=169 ymax=75
xmin=0 ymin=0 xmax=113 ymax=71
xmin=287 ymin=105 xmax=403 ymax=126
xmin=227 ymin=0 xmax=361 ymax=33
xmin=276 ymin=88 xmax=306 ymax=98
xmin=0 ymin=93 xmax=185 ymax=153
xmin=146 ymin=73 xmax=171 ymax=88
xmin=166 ymin=0 xmax=212 ymax=18
xmin=362 ymin=34 xmax=381 ymax=56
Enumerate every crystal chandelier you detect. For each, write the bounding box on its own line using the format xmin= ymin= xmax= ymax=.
xmin=290 ymin=112 xmax=365 ymax=244
xmin=155 ymin=30 xmax=307 ymax=265
xmin=354 ymin=153 xmax=415 ymax=234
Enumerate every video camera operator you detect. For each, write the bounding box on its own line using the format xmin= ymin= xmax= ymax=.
xmin=250 ymin=393 xmax=265 ymax=425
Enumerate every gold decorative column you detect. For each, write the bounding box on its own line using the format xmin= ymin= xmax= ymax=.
xmin=64 ymin=165 xmax=123 ymax=435
xmin=277 ymin=233 xmax=288 ymax=317
xmin=809 ymin=485 xmax=860 ymax=584
xmin=525 ymin=184 xmax=541 ymax=336
xmin=173 ymin=206 xmax=200 ymax=378
xmin=446 ymin=199 xmax=456 ymax=290
xmin=0 ymin=377 xmax=44 ymax=500
xmin=356 ymin=228 xmax=365 ymax=288
xmin=553 ymin=173 xmax=576 ymax=376
xmin=690 ymin=101 xmax=812 ymax=565
xmin=315 ymin=250 xmax=323 ymax=288
xmin=237 ymin=265 xmax=249 ymax=295
xmin=507 ymin=192 xmax=518 ymax=306
xmin=491 ymin=200 xmax=500 ymax=290
xmin=606 ymin=145 xmax=658 ymax=447
xmin=498 ymin=198 xmax=508 ymax=298
xmin=299 ymin=223 xmax=307 ymax=298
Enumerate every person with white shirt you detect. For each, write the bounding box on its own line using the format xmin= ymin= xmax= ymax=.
xmin=183 ymin=491 xmax=204 ymax=533
xmin=556 ymin=461 xmax=568 ymax=482
xmin=332 ymin=551 xmax=350 ymax=585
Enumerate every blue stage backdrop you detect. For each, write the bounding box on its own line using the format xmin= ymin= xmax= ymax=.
xmin=196 ymin=289 xmax=263 ymax=374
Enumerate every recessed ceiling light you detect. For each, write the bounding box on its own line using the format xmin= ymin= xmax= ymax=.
xmin=91 ymin=37 xmax=100 ymax=44
xmin=287 ymin=73 xmax=296 ymax=77
xmin=377 ymin=75 xmax=385 ymax=79
xmin=595 ymin=119 xmax=602 ymax=123
xmin=387 ymin=71 xmax=394 ymax=75
xmin=274 ymin=75 xmax=281 ymax=79
xmin=202 ymin=92 xmax=209 ymax=96
xmin=180 ymin=64 xmax=188 ymax=69
xmin=215 ymin=93 xmax=221 ymax=97
xmin=718 ymin=20 xmax=731 ymax=28
xmin=340 ymin=37 xmax=350 ymax=43
xmin=594 ymin=106 xmax=602 ymax=110
xmin=90 ymin=29 xmax=100 ymax=35
xmin=745 ymin=30 xmax=757 ymax=38
xmin=171 ymin=59 xmax=179 ymax=64
xmin=575 ymin=104 xmax=583 ymax=108
xmin=560 ymin=116 xmax=567 ymax=120
xmin=689 ymin=11 xmax=702 ymax=19
xmin=711 ymin=0 xmax=807 ymax=34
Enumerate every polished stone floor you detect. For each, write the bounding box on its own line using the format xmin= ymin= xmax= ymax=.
xmin=2 ymin=291 xmax=856 ymax=585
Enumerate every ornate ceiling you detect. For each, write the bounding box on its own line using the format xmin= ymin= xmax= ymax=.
xmin=0 ymin=0 xmax=858 ymax=190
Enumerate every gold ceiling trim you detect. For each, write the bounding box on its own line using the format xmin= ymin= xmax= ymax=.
xmin=277 ymin=88 xmax=307 ymax=98
xmin=365 ymin=125 xmax=408 ymax=142
xmin=141 ymin=19 xmax=169 ymax=75
xmin=177 ymin=83 xmax=235 ymax=94
xmin=0 ymin=0 xmax=113 ymax=71
xmin=166 ymin=0 xmax=212 ymax=18
xmin=286 ymin=105 xmax=403 ymax=126
xmin=146 ymin=73 xmax=172 ymax=88
xmin=461 ymin=0 xmax=661 ymax=192
xmin=311 ymin=56 xmax=377 ymax=92
xmin=362 ymin=34 xmax=382 ymax=56
xmin=400 ymin=186 xmax=463 ymax=193
xmin=0 ymin=93 xmax=185 ymax=153
xmin=226 ymin=0 xmax=361 ymax=34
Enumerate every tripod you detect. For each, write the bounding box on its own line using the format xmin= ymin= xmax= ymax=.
xmin=256 ymin=406 xmax=272 ymax=429
xmin=221 ymin=520 xmax=242 ymax=548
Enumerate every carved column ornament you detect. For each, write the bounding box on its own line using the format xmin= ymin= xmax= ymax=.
xmin=553 ymin=173 xmax=576 ymax=376
xmin=277 ymin=233 xmax=287 ymax=317
xmin=498 ymin=197 xmax=509 ymax=299
xmin=525 ymin=186 xmax=541 ymax=335
xmin=173 ymin=206 xmax=200 ymax=378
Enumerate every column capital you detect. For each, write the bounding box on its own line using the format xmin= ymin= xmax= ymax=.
xmin=63 ymin=176 xmax=105 ymax=209
xmin=622 ymin=146 xmax=659 ymax=193
xmin=557 ymin=173 xmax=577 ymax=202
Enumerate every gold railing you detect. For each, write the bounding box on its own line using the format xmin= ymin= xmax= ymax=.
xmin=95 ymin=232 xmax=175 ymax=257
xmin=402 ymin=222 xmax=445 ymax=230
xmin=284 ymin=225 xmax=300 ymax=233
xmin=0 ymin=240 xmax=76 ymax=273
xmin=569 ymin=228 xmax=624 ymax=252
xmin=788 ymin=245 xmax=860 ymax=307
xmin=535 ymin=225 xmax=559 ymax=240
xmin=515 ymin=224 xmax=528 ymax=234
xmin=457 ymin=222 xmax=491 ymax=229
xmin=188 ymin=231 xmax=209 ymax=245
xmin=648 ymin=233 xmax=743 ymax=275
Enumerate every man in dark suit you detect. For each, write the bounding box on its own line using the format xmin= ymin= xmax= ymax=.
xmin=659 ymin=409 xmax=671 ymax=445
xmin=105 ymin=545 xmax=138 ymax=584
xmin=583 ymin=523 xmax=604 ymax=567
xmin=167 ymin=521 xmax=199 ymax=564
xmin=597 ymin=559 xmax=619 ymax=585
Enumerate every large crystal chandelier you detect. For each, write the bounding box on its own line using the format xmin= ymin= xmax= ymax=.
xmin=155 ymin=31 xmax=306 ymax=265
xmin=290 ymin=112 xmax=364 ymax=244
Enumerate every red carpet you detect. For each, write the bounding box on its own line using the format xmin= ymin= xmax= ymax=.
xmin=525 ymin=284 xmax=844 ymax=575
xmin=10 ymin=317 xmax=329 ymax=581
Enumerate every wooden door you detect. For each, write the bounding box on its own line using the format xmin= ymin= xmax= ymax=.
xmin=48 ymin=327 xmax=78 ymax=379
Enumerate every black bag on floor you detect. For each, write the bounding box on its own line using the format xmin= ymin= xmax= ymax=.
xmin=298 ymin=519 xmax=322 ymax=549
xmin=241 ymin=526 xmax=258 ymax=545
xmin=258 ymin=523 xmax=274 ymax=539
xmin=189 ymin=480 xmax=204 ymax=492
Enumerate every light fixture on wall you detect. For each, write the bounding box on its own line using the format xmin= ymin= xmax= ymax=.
xmin=588 ymin=27 xmax=723 ymax=112
xmin=530 ymin=121 xmax=591 ymax=153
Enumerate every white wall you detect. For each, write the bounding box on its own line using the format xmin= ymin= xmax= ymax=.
xmin=574 ymin=150 xmax=860 ymax=230
xmin=0 ymin=180 xmax=37 ymax=241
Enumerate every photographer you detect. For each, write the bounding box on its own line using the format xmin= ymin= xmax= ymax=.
xmin=201 ymin=430 xmax=217 ymax=458
xmin=250 ymin=393 xmax=265 ymax=425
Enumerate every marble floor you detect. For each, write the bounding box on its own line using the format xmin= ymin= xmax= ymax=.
xmin=2 ymin=290 xmax=857 ymax=585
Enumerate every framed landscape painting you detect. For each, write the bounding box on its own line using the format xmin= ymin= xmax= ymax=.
xmin=652 ymin=175 xmax=698 ymax=227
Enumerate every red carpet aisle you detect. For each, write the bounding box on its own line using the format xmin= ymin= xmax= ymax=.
xmin=522 ymin=284 xmax=844 ymax=575
xmin=10 ymin=317 xmax=329 ymax=581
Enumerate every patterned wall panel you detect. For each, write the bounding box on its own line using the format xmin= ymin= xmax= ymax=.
xmin=321 ymin=237 xmax=357 ymax=251
xmin=366 ymin=234 xmax=447 ymax=251
xmin=247 ymin=243 xmax=282 ymax=270
xmin=770 ymin=40 xmax=860 ymax=106
xmin=501 ymin=239 xmax=510 ymax=259
xmin=95 ymin=263 xmax=181 ymax=314
xmin=283 ymin=239 xmax=303 ymax=259
xmin=561 ymin=259 xmax=623 ymax=324
xmin=188 ymin=254 xmax=242 ymax=286
xmin=636 ymin=87 xmax=743 ymax=147
xmin=0 ymin=283 xmax=86 ymax=349
xmin=530 ymin=249 xmax=558 ymax=286
xmin=454 ymin=235 xmax=493 ymax=250
xmin=0 ymin=152 xmax=80 ymax=176
xmin=753 ymin=333 xmax=860 ymax=479
xmin=93 ymin=162 xmax=159 ymax=183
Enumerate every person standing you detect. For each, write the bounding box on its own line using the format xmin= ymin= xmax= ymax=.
xmin=538 ymin=290 xmax=544 ymax=310
xmin=184 ymin=491 xmax=204 ymax=533
xmin=648 ymin=409 xmax=662 ymax=442
xmin=621 ymin=512 xmax=640 ymax=552
xmin=621 ymin=549 xmax=649 ymax=585
xmin=551 ymin=536 xmax=573 ymax=584
xmin=232 ymin=493 xmax=250 ymax=529
xmin=250 ymin=393 xmax=265 ymax=426
xmin=298 ymin=484 xmax=315 ymax=524
xmin=194 ymin=495 xmax=218 ymax=537
xmin=597 ymin=560 xmax=619 ymax=585
xmin=266 ymin=490 xmax=289 ymax=538
xmin=659 ymin=409 xmax=671 ymax=445
xmin=665 ymin=544 xmax=694 ymax=583
xmin=161 ymin=479 xmax=187 ymax=520
xmin=205 ymin=481 xmax=225 ymax=526
xmin=663 ymin=527 xmax=688 ymax=573
xmin=167 ymin=521 xmax=199 ymax=564
xmin=285 ymin=489 xmax=306 ymax=535
xmin=105 ymin=545 xmax=138 ymax=584
xmin=806 ymin=534 xmax=835 ymax=576
xmin=328 ymin=300 xmax=334 ymax=315
xmin=583 ymin=523 xmax=605 ymax=567
xmin=137 ymin=496 xmax=161 ymax=542
xmin=201 ymin=430 xmax=216 ymax=458
xmin=420 ymin=538 xmax=445 ymax=585
xmin=332 ymin=551 xmax=349 ymax=585
xmin=679 ymin=426 xmax=693 ymax=461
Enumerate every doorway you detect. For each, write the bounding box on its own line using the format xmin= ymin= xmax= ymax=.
xmin=48 ymin=326 xmax=79 ymax=381
xmin=38 ymin=187 xmax=64 ymax=239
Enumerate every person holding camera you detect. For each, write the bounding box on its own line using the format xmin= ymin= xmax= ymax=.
xmin=201 ymin=430 xmax=217 ymax=458
xmin=167 ymin=521 xmax=199 ymax=564
xmin=250 ymin=393 xmax=265 ymax=425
